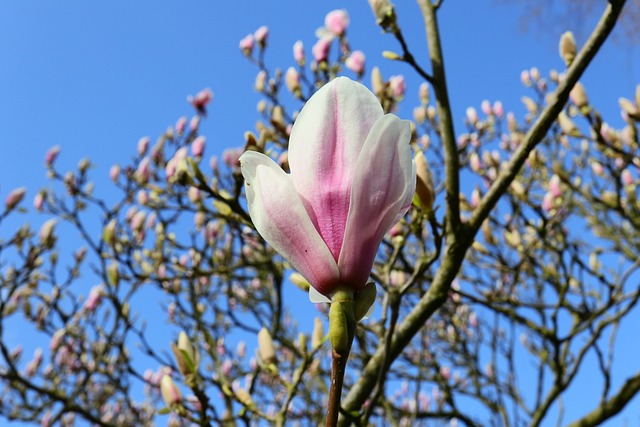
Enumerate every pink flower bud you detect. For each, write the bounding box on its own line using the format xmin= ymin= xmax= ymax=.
xmin=5 ymin=187 xmax=26 ymax=210
xmin=84 ymin=285 xmax=104 ymax=312
xmin=187 ymin=88 xmax=213 ymax=114
xmin=109 ymin=164 xmax=121 ymax=182
xmin=222 ymin=147 xmax=243 ymax=168
xmin=324 ymin=9 xmax=349 ymax=36
xmin=493 ymin=101 xmax=504 ymax=118
xmin=389 ymin=75 xmax=406 ymax=100
xmin=33 ymin=192 xmax=44 ymax=211
xmin=45 ymin=146 xmax=61 ymax=167
xmin=191 ymin=136 xmax=206 ymax=157
xmin=175 ymin=116 xmax=187 ymax=135
xmin=189 ymin=115 xmax=200 ymax=132
xmin=293 ymin=40 xmax=305 ymax=64
xmin=239 ymin=34 xmax=254 ymax=55
xmin=466 ymin=107 xmax=478 ymax=125
xmin=312 ymin=37 xmax=332 ymax=63
xmin=542 ymin=191 xmax=554 ymax=212
xmin=520 ymin=70 xmax=531 ymax=87
xmin=621 ymin=169 xmax=634 ymax=186
xmin=160 ymin=375 xmax=182 ymax=407
xmin=137 ymin=137 xmax=150 ymax=156
xmin=480 ymin=100 xmax=492 ymax=116
xmin=135 ymin=157 xmax=151 ymax=184
xmin=549 ymin=174 xmax=561 ymax=197
xmin=345 ymin=50 xmax=366 ymax=75
xmin=254 ymin=26 xmax=269 ymax=47
xmin=285 ymin=67 xmax=301 ymax=95
xmin=39 ymin=219 xmax=57 ymax=246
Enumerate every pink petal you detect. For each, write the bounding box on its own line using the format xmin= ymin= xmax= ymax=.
xmin=338 ymin=115 xmax=416 ymax=288
xmin=288 ymin=77 xmax=383 ymax=262
xmin=239 ymin=151 xmax=340 ymax=295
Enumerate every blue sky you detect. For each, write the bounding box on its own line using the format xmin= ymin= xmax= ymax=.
xmin=1 ymin=1 xmax=639 ymax=425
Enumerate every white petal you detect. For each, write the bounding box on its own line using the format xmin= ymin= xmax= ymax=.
xmin=338 ymin=115 xmax=416 ymax=287
xmin=239 ymin=151 xmax=340 ymax=295
xmin=309 ymin=285 xmax=331 ymax=303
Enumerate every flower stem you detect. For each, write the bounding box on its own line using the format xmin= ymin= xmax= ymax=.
xmin=326 ymin=346 xmax=351 ymax=427
xmin=326 ymin=289 xmax=356 ymax=427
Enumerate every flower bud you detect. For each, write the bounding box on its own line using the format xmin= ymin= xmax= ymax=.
xmin=258 ymin=327 xmax=277 ymax=365
xmin=559 ymin=31 xmax=577 ymax=66
xmin=329 ymin=302 xmax=349 ymax=353
xmin=172 ymin=332 xmax=199 ymax=377
xmin=255 ymin=70 xmax=267 ymax=92
xmin=254 ymin=26 xmax=269 ymax=48
xmin=312 ymin=37 xmax=332 ymax=63
xmin=285 ymin=67 xmax=301 ymax=97
xmin=413 ymin=151 xmax=434 ymax=212
xmin=569 ymin=82 xmax=589 ymax=110
xmin=353 ymin=282 xmax=376 ymax=321
xmin=619 ymin=97 xmax=640 ymax=120
xmin=382 ymin=50 xmax=401 ymax=61
xmin=558 ymin=111 xmax=579 ymax=136
xmin=325 ymin=9 xmax=349 ymax=36
xmin=160 ymin=375 xmax=182 ymax=407
xmin=239 ymin=34 xmax=254 ymax=56
xmin=419 ymin=82 xmax=429 ymax=105
xmin=137 ymin=137 xmax=150 ymax=156
xmin=293 ymin=40 xmax=305 ymax=65
xmin=368 ymin=0 xmax=396 ymax=30
xmin=191 ymin=136 xmax=206 ymax=157
xmin=45 ymin=146 xmax=61 ymax=167
xmin=389 ymin=75 xmax=406 ymax=100
xmin=312 ymin=317 xmax=324 ymax=349
xmin=345 ymin=50 xmax=366 ymax=75
xmin=39 ymin=219 xmax=57 ymax=248
xmin=371 ymin=67 xmax=385 ymax=96
xmin=290 ymin=272 xmax=310 ymax=291
xmin=5 ymin=187 xmax=26 ymax=210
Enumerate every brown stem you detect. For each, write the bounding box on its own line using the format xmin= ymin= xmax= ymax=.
xmin=326 ymin=348 xmax=351 ymax=427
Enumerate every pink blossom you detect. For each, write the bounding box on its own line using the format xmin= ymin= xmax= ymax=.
xmin=192 ymin=136 xmax=206 ymax=157
xmin=189 ymin=115 xmax=200 ymax=132
xmin=137 ymin=137 xmax=150 ymax=156
xmin=345 ymin=50 xmax=366 ymax=75
xmin=293 ymin=40 xmax=305 ymax=64
xmin=109 ymin=164 xmax=121 ymax=182
xmin=175 ymin=116 xmax=187 ymax=135
xmin=542 ymin=191 xmax=554 ymax=212
xmin=187 ymin=88 xmax=213 ymax=114
xmin=5 ymin=187 xmax=26 ymax=210
xmin=493 ymin=101 xmax=504 ymax=118
xmin=222 ymin=147 xmax=244 ymax=168
xmin=45 ymin=145 xmax=61 ymax=167
xmin=481 ymin=100 xmax=492 ymax=116
xmin=254 ymin=26 xmax=269 ymax=47
xmin=621 ymin=169 xmax=634 ymax=186
xmin=466 ymin=107 xmax=478 ymax=125
xmin=239 ymin=34 xmax=255 ymax=55
xmin=312 ymin=37 xmax=332 ymax=63
xmin=389 ymin=75 xmax=406 ymax=100
xmin=324 ymin=9 xmax=349 ymax=36
xmin=239 ymin=77 xmax=416 ymax=298
xmin=285 ymin=67 xmax=301 ymax=94
xmin=549 ymin=174 xmax=562 ymax=197
xmin=33 ymin=192 xmax=44 ymax=211
xmin=135 ymin=157 xmax=151 ymax=184
xmin=160 ymin=375 xmax=182 ymax=406
xmin=84 ymin=285 xmax=104 ymax=312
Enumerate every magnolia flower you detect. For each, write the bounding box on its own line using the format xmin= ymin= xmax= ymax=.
xmin=239 ymin=77 xmax=415 ymax=299
xmin=293 ymin=40 xmax=305 ymax=65
xmin=345 ymin=50 xmax=366 ymax=75
xmin=187 ymin=88 xmax=213 ymax=114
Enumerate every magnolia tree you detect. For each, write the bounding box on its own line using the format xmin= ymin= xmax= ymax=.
xmin=1 ymin=1 xmax=639 ymax=426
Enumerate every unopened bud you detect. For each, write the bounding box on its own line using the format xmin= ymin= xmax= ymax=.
xmin=382 ymin=50 xmax=401 ymax=61
xmin=353 ymin=282 xmax=376 ymax=321
xmin=160 ymin=375 xmax=182 ymax=407
xmin=290 ymin=273 xmax=310 ymax=291
xmin=371 ymin=67 xmax=384 ymax=96
xmin=312 ymin=317 xmax=324 ymax=349
xmin=329 ymin=302 xmax=349 ymax=353
xmin=258 ymin=327 xmax=277 ymax=365
xmin=413 ymin=151 xmax=434 ymax=212
xmin=559 ymin=31 xmax=577 ymax=66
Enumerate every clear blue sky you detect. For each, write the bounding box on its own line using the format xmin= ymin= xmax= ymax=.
xmin=1 ymin=1 xmax=639 ymax=425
